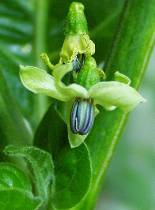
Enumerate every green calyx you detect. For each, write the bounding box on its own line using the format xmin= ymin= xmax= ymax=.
xmin=65 ymin=2 xmax=88 ymax=35
xmin=75 ymin=56 xmax=101 ymax=90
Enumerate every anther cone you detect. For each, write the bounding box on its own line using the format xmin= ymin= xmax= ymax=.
xmin=70 ymin=98 xmax=94 ymax=135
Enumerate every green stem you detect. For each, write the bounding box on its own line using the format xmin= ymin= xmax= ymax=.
xmin=34 ymin=0 xmax=49 ymax=122
xmin=74 ymin=0 xmax=155 ymax=209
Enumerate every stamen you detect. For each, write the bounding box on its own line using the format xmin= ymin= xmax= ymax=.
xmin=70 ymin=98 xmax=94 ymax=135
xmin=73 ymin=54 xmax=85 ymax=72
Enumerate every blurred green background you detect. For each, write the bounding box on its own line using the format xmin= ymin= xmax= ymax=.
xmin=97 ymin=50 xmax=155 ymax=210
xmin=0 ymin=0 xmax=154 ymax=209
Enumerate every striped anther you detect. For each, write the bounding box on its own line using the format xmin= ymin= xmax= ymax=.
xmin=70 ymin=98 xmax=94 ymax=135
xmin=73 ymin=54 xmax=85 ymax=72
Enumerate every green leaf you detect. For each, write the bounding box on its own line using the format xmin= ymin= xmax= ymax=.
xmin=53 ymin=143 xmax=91 ymax=209
xmin=34 ymin=104 xmax=92 ymax=209
xmin=0 ymin=69 xmax=32 ymax=147
xmin=4 ymin=145 xmax=54 ymax=206
xmin=0 ymin=163 xmax=41 ymax=210
xmin=73 ymin=0 xmax=155 ymax=209
xmin=0 ymin=0 xmax=32 ymax=44
xmin=0 ymin=163 xmax=31 ymax=191
xmin=0 ymin=190 xmax=41 ymax=210
xmin=0 ymin=0 xmax=35 ymax=125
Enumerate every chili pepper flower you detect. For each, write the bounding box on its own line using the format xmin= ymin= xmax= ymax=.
xmin=19 ymin=2 xmax=145 ymax=148
xmin=20 ymin=55 xmax=145 ymax=148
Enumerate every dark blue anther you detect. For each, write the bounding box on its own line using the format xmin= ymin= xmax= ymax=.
xmin=70 ymin=98 xmax=94 ymax=135
xmin=73 ymin=54 xmax=85 ymax=72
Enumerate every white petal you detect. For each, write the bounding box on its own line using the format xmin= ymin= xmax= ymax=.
xmin=89 ymin=81 xmax=146 ymax=112
xmin=53 ymin=63 xmax=89 ymax=99
xmin=20 ymin=65 xmax=68 ymax=101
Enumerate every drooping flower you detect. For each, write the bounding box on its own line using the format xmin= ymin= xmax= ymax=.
xmin=20 ymin=55 xmax=145 ymax=148
xmin=19 ymin=2 xmax=146 ymax=148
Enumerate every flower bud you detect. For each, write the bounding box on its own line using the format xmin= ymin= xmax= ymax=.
xmin=70 ymin=98 xmax=94 ymax=135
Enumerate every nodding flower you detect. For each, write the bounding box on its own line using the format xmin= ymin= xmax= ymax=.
xmin=19 ymin=2 xmax=146 ymax=148
xmin=20 ymin=55 xmax=145 ymax=148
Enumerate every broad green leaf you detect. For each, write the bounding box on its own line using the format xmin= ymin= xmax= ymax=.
xmin=0 ymin=69 xmax=32 ymax=147
xmin=34 ymin=104 xmax=92 ymax=209
xmin=72 ymin=0 xmax=155 ymax=209
xmin=4 ymin=145 xmax=54 ymax=206
xmin=0 ymin=163 xmax=41 ymax=210
xmin=0 ymin=0 xmax=32 ymax=44
xmin=53 ymin=143 xmax=91 ymax=209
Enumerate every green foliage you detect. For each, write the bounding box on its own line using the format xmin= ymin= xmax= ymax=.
xmin=0 ymin=0 xmax=154 ymax=210
xmin=0 ymin=163 xmax=41 ymax=210
xmin=34 ymin=104 xmax=92 ymax=209
xmin=4 ymin=145 xmax=54 ymax=207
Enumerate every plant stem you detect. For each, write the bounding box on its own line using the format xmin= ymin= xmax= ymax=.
xmin=34 ymin=0 xmax=49 ymax=122
xmin=74 ymin=0 xmax=155 ymax=209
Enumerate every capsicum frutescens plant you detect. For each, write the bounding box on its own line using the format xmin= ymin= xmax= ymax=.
xmin=20 ymin=2 xmax=145 ymax=148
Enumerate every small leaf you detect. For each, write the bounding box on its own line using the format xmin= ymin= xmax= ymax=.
xmin=89 ymin=81 xmax=145 ymax=111
xmin=4 ymin=145 xmax=54 ymax=205
xmin=0 ymin=163 xmax=41 ymax=210
xmin=34 ymin=104 xmax=92 ymax=209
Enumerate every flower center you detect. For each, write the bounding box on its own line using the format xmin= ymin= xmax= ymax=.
xmin=70 ymin=98 xmax=94 ymax=135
